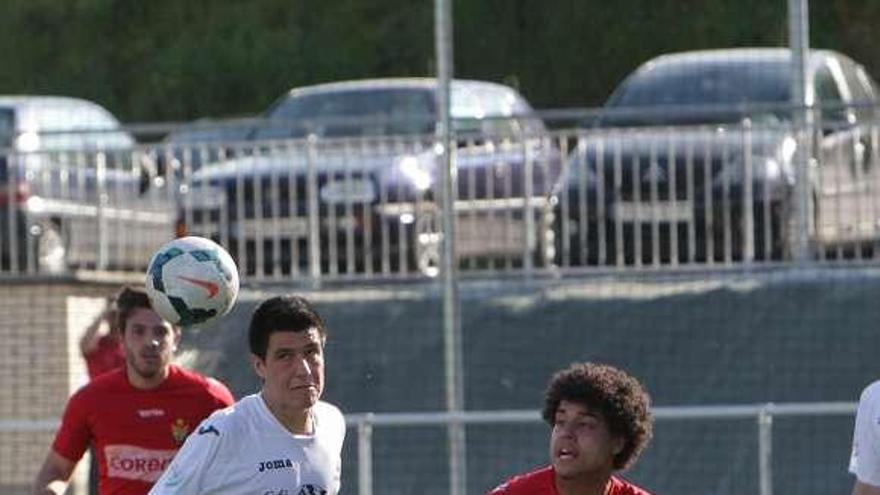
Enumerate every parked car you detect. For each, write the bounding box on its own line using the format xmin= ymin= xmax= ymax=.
xmin=0 ymin=96 xmax=174 ymax=274
xmin=155 ymin=116 xmax=256 ymax=176
xmin=554 ymin=48 xmax=880 ymax=267
xmin=177 ymin=78 xmax=560 ymax=278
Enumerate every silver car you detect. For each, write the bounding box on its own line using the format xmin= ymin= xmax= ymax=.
xmin=555 ymin=48 xmax=880 ymax=266
xmin=0 ymin=96 xmax=174 ymax=274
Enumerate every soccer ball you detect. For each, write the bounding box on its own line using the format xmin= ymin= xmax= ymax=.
xmin=145 ymin=236 xmax=240 ymax=327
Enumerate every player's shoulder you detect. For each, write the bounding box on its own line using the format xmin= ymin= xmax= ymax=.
xmin=608 ymin=475 xmax=654 ymax=495
xmin=75 ymin=368 xmax=127 ymax=397
xmin=190 ymin=394 xmax=256 ymax=439
xmin=168 ymin=364 xmax=213 ymax=386
xmin=859 ymin=380 xmax=880 ymax=403
xmin=315 ymin=400 xmax=345 ymax=429
xmin=315 ymin=400 xmax=344 ymax=419
xmin=488 ymin=465 xmax=554 ymax=494
xmin=168 ymin=365 xmax=234 ymax=402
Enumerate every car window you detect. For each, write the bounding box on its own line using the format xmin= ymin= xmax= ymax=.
xmin=609 ymin=61 xmax=791 ymax=107
xmin=0 ymin=108 xmax=13 ymax=182
xmin=856 ymin=66 xmax=880 ymax=100
xmin=843 ymin=61 xmax=878 ymax=122
xmin=814 ymin=63 xmax=848 ymax=125
xmin=451 ymin=84 xmax=542 ymax=138
xmin=0 ymin=108 xmax=14 ymax=149
xmin=255 ymin=88 xmax=435 ymax=140
xmin=603 ymin=59 xmax=792 ymax=125
xmin=32 ymin=102 xmax=134 ymax=151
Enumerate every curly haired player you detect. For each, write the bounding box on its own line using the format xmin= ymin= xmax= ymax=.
xmin=488 ymin=362 xmax=654 ymax=495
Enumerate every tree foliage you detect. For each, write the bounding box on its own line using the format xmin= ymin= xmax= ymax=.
xmin=0 ymin=0 xmax=874 ymax=123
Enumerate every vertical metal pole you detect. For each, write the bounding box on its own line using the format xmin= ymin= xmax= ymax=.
xmin=96 ymin=152 xmax=108 ymax=270
xmin=522 ymin=139 xmax=535 ymax=273
xmin=435 ymin=1 xmax=466 ymax=494
xmin=758 ymin=406 xmax=774 ymax=495
xmin=306 ymin=135 xmax=322 ymax=287
xmin=357 ymin=416 xmax=374 ymax=495
xmin=742 ymin=120 xmax=755 ymax=262
xmin=788 ymin=0 xmax=811 ymax=262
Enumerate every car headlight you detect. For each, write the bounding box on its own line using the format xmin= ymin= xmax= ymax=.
xmin=713 ymin=136 xmax=797 ymax=188
xmin=396 ymin=155 xmax=433 ymax=191
xmin=15 ymin=131 xmax=40 ymax=153
xmin=713 ymin=156 xmax=782 ymax=187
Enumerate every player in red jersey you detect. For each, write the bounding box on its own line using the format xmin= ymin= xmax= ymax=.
xmin=488 ymin=362 xmax=654 ymax=495
xmin=32 ymin=286 xmax=234 ymax=495
xmin=80 ymin=295 xmax=125 ymax=381
xmin=79 ymin=295 xmax=125 ymax=495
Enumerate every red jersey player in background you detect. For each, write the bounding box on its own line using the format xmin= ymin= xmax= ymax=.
xmin=32 ymin=286 xmax=234 ymax=495
xmin=80 ymin=295 xmax=124 ymax=382
xmin=488 ymin=362 xmax=655 ymax=495
xmin=79 ymin=294 xmax=125 ymax=495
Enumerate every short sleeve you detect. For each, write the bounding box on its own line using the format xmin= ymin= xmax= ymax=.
xmin=207 ymin=377 xmax=235 ymax=407
xmin=319 ymin=402 xmax=346 ymax=495
xmin=51 ymin=389 xmax=92 ymax=463
xmin=851 ymin=383 xmax=880 ymax=487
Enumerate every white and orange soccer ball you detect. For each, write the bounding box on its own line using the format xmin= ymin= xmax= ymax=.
xmin=145 ymin=236 xmax=240 ymax=327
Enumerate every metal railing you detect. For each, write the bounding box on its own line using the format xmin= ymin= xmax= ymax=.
xmin=3 ymin=113 xmax=880 ymax=282
xmin=0 ymin=401 xmax=857 ymax=495
xmin=345 ymin=401 xmax=857 ymax=495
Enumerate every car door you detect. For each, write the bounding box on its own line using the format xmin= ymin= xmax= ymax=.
xmin=838 ymin=58 xmax=880 ymax=243
xmin=813 ymin=57 xmax=862 ymax=246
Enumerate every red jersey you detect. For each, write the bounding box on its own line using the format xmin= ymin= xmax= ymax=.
xmin=52 ymin=364 xmax=234 ymax=495
xmin=488 ymin=466 xmax=653 ymax=495
xmin=84 ymin=334 xmax=125 ymax=380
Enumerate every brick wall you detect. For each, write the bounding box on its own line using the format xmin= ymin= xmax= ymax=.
xmin=0 ymin=281 xmax=116 ymax=495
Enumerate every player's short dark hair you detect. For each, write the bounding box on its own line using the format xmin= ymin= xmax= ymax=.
xmin=248 ymin=295 xmax=326 ymax=360
xmin=115 ymin=286 xmax=153 ymax=333
xmin=541 ymin=362 xmax=653 ymax=471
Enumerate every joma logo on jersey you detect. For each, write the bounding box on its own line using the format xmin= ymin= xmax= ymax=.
xmin=258 ymin=458 xmax=294 ymax=472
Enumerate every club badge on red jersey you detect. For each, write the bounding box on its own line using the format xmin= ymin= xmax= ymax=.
xmin=171 ymin=418 xmax=191 ymax=444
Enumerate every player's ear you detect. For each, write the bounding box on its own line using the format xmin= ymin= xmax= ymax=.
xmin=251 ymin=354 xmax=267 ymax=380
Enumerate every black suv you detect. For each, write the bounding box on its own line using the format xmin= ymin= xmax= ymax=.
xmin=555 ymin=48 xmax=880 ymax=267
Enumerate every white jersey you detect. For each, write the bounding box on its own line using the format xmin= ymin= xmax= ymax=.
xmin=150 ymin=393 xmax=346 ymax=495
xmin=851 ymin=380 xmax=880 ymax=486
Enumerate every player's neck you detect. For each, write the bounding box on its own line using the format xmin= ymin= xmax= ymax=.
xmin=260 ymin=393 xmax=314 ymax=435
xmin=555 ymin=472 xmax=612 ymax=495
xmin=127 ymin=364 xmax=171 ymax=390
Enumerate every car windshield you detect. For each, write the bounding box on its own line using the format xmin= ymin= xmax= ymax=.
xmin=166 ymin=121 xmax=253 ymax=144
xmin=603 ymin=59 xmax=793 ymax=126
xmin=258 ymin=88 xmax=436 ymax=139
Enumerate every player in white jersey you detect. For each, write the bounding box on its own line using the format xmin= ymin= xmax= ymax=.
xmin=151 ymin=295 xmax=346 ymax=495
xmin=851 ymin=380 xmax=880 ymax=495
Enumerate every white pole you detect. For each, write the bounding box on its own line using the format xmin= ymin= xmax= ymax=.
xmin=434 ymin=0 xmax=466 ymax=494
xmin=788 ymin=0 xmax=811 ymax=262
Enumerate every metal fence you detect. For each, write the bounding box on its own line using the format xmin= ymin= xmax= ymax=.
xmin=3 ymin=108 xmax=880 ymax=283
xmin=345 ymin=402 xmax=857 ymax=495
xmin=0 ymin=400 xmax=857 ymax=495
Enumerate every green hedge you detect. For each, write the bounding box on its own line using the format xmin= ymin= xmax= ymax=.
xmin=0 ymin=0 xmax=875 ymax=123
